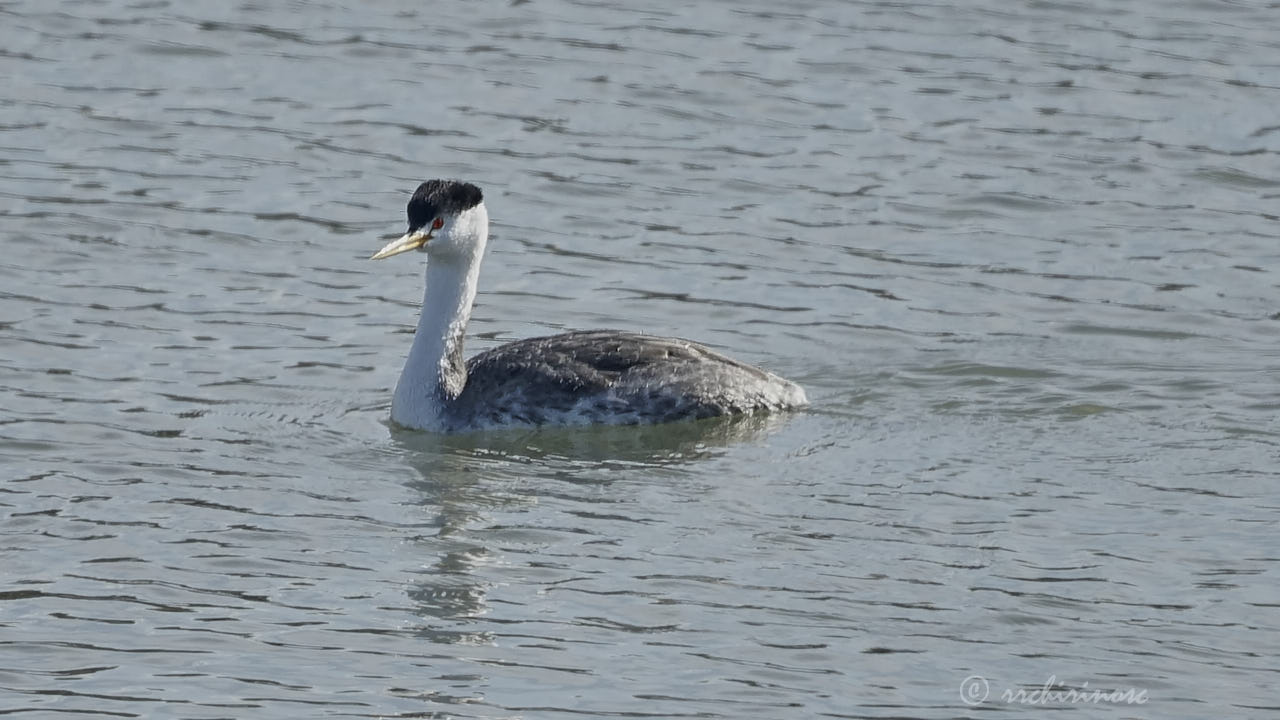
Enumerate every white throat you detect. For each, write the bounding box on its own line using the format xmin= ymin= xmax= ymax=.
xmin=390 ymin=203 xmax=489 ymax=430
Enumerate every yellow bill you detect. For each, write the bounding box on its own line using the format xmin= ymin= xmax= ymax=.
xmin=370 ymin=230 xmax=431 ymax=260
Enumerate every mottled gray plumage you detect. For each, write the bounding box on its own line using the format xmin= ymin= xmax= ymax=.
xmin=442 ymin=330 xmax=806 ymax=431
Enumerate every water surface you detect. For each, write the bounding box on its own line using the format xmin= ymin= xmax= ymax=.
xmin=2 ymin=0 xmax=1278 ymax=718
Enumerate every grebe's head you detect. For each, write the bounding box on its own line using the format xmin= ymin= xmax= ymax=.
xmin=370 ymin=180 xmax=487 ymax=262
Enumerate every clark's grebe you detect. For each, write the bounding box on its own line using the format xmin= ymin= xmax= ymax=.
xmin=371 ymin=180 xmax=806 ymax=432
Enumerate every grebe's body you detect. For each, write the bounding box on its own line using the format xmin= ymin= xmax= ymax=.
xmin=371 ymin=180 xmax=806 ymax=432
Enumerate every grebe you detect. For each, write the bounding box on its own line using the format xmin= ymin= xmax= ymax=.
xmin=371 ymin=180 xmax=806 ymax=432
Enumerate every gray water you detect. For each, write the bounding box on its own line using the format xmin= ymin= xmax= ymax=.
xmin=3 ymin=1 xmax=1278 ymax=718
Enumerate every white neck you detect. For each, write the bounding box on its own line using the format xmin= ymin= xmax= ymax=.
xmin=390 ymin=204 xmax=488 ymax=430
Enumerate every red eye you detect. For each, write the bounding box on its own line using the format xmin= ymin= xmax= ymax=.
xmin=432 ymin=218 xmax=444 ymax=230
